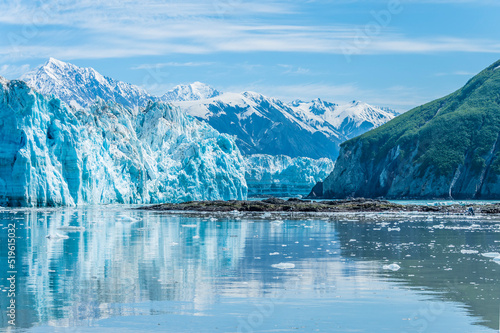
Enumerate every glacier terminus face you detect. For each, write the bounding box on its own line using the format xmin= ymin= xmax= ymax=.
xmin=0 ymin=77 xmax=247 ymax=207
xmin=244 ymin=154 xmax=335 ymax=197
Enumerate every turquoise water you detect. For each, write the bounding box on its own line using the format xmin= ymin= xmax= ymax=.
xmin=0 ymin=207 xmax=499 ymax=332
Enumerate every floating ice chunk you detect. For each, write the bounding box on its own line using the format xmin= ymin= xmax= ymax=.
xmin=269 ymin=252 xmax=280 ymax=256
xmin=271 ymin=263 xmax=295 ymax=270
xmin=461 ymin=249 xmax=479 ymax=254
xmin=118 ymin=216 xmax=142 ymax=223
xmin=46 ymin=233 xmax=69 ymax=240
xmin=388 ymin=227 xmax=401 ymax=232
xmin=383 ymin=263 xmax=401 ymax=271
xmin=481 ymin=252 xmax=500 ymax=258
xmin=181 ymin=224 xmax=197 ymax=228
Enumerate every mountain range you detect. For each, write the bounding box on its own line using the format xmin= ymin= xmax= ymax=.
xmin=20 ymin=58 xmax=398 ymax=160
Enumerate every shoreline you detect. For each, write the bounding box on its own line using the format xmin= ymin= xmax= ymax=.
xmin=139 ymin=198 xmax=500 ymax=218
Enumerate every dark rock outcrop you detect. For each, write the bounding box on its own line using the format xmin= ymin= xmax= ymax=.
xmin=141 ymin=198 xmax=500 ymax=215
xmin=306 ymin=181 xmax=324 ymax=198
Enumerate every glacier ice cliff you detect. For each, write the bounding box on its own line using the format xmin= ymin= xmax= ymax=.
xmin=0 ymin=77 xmax=247 ymax=207
xmin=244 ymin=154 xmax=334 ymax=197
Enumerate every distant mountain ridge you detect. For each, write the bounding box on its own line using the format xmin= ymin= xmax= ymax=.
xmin=20 ymin=58 xmax=398 ymax=160
xmin=20 ymin=59 xmax=220 ymax=109
xmin=290 ymin=98 xmax=398 ymax=139
xmin=177 ymin=91 xmax=346 ymax=159
xmin=21 ymin=58 xmax=155 ymax=109
xmin=162 ymin=81 xmax=221 ymax=102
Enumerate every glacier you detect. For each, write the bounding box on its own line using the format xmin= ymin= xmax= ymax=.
xmin=0 ymin=77 xmax=247 ymax=207
xmin=244 ymin=154 xmax=334 ymax=197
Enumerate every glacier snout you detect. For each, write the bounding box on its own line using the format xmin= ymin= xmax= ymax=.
xmin=0 ymin=78 xmax=247 ymax=207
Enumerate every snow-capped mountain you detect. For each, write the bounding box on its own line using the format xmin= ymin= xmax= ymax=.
xmin=0 ymin=76 xmax=246 ymax=207
xmin=21 ymin=59 xmax=220 ymax=108
xmin=19 ymin=58 xmax=397 ymax=160
xmin=178 ymin=92 xmax=397 ymax=159
xmin=162 ymin=82 xmax=221 ymax=102
xmin=290 ymin=99 xmax=398 ymax=139
xmin=177 ymin=91 xmax=346 ymax=159
xmin=21 ymin=58 xmax=157 ymax=109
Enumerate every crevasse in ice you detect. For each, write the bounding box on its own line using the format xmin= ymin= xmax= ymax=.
xmin=0 ymin=78 xmax=247 ymax=207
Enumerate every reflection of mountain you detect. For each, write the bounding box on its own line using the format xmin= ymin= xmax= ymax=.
xmin=334 ymin=219 xmax=500 ymax=330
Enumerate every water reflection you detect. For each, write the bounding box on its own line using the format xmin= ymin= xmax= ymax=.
xmin=0 ymin=208 xmax=498 ymax=332
xmin=335 ymin=217 xmax=500 ymax=329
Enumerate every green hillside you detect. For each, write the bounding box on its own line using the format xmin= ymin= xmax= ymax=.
xmin=321 ymin=59 xmax=500 ymax=199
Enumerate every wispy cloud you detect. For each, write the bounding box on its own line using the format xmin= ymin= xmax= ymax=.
xmin=0 ymin=64 xmax=31 ymax=79
xmin=435 ymin=70 xmax=477 ymax=76
xmin=3 ymin=25 xmax=500 ymax=63
xmin=131 ymin=62 xmax=215 ymax=70
xmin=1 ymin=0 xmax=500 ymax=62
xmin=278 ymin=64 xmax=311 ymax=75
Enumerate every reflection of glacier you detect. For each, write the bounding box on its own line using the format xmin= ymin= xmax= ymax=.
xmin=1 ymin=208 xmax=495 ymax=331
xmin=12 ymin=207 xmax=349 ymax=328
xmin=22 ymin=208 xmax=249 ymax=324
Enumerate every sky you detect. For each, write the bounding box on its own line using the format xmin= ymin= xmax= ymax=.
xmin=0 ymin=0 xmax=499 ymax=112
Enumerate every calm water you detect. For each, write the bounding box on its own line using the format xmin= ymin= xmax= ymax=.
xmin=1 ymin=207 xmax=499 ymax=332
